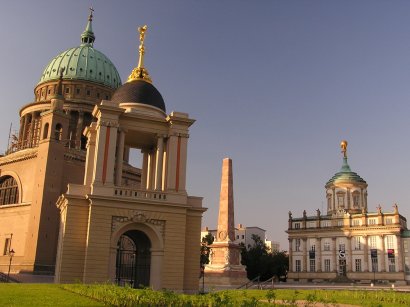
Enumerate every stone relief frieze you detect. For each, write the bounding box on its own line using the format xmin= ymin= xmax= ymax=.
xmin=111 ymin=210 xmax=165 ymax=239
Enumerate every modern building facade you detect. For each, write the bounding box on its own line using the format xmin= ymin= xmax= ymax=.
xmin=287 ymin=141 xmax=408 ymax=284
xmin=0 ymin=11 xmax=205 ymax=292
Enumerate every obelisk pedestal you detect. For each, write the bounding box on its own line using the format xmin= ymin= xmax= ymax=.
xmin=205 ymin=158 xmax=248 ymax=287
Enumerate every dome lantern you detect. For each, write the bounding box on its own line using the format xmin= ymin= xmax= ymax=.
xmin=81 ymin=7 xmax=95 ymax=46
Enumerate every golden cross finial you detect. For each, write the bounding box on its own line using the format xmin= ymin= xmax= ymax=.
xmin=138 ymin=25 xmax=147 ymax=46
xmin=127 ymin=25 xmax=152 ymax=83
xmin=340 ymin=140 xmax=348 ymax=158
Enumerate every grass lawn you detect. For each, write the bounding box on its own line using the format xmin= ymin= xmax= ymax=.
xmin=1 ymin=283 xmax=410 ymax=306
xmin=0 ymin=284 xmax=104 ymax=307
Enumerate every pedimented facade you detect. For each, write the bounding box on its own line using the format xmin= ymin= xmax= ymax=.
xmin=287 ymin=141 xmax=409 ymax=284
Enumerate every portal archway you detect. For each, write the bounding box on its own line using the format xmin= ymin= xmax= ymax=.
xmin=115 ymin=230 xmax=151 ymax=288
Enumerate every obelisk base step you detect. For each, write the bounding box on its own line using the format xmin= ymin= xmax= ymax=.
xmin=204 ymin=265 xmax=248 ymax=287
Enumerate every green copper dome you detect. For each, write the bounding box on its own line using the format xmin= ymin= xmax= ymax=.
xmin=326 ymin=157 xmax=367 ymax=186
xmin=38 ymin=11 xmax=121 ymax=89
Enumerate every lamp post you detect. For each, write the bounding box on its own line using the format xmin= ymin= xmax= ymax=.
xmin=7 ymin=249 xmax=15 ymax=282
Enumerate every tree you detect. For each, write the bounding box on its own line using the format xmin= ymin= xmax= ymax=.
xmin=240 ymin=234 xmax=288 ymax=281
xmin=271 ymin=250 xmax=289 ymax=281
xmin=200 ymin=233 xmax=214 ymax=270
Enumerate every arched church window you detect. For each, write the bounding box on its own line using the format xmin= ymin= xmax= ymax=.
xmin=55 ymin=123 xmax=63 ymax=141
xmin=0 ymin=176 xmax=19 ymax=206
xmin=43 ymin=123 xmax=49 ymax=140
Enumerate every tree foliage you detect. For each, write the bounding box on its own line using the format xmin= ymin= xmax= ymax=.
xmin=240 ymin=234 xmax=288 ymax=281
xmin=200 ymin=233 xmax=214 ymax=268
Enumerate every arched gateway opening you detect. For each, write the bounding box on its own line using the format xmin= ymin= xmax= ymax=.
xmin=115 ymin=230 xmax=151 ymax=288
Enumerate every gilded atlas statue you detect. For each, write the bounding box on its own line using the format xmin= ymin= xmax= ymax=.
xmin=128 ymin=25 xmax=152 ymax=83
xmin=340 ymin=140 xmax=348 ymax=158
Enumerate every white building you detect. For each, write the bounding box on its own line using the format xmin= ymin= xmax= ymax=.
xmin=202 ymin=224 xmax=279 ymax=251
xmin=287 ymin=141 xmax=408 ymax=284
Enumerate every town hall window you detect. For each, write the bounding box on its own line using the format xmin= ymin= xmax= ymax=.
xmin=295 ymin=239 xmax=301 ymax=251
xmin=310 ymin=259 xmax=315 ymax=272
xmin=386 ymin=235 xmax=394 ymax=249
xmin=324 ymin=259 xmax=331 ymax=272
xmin=0 ymin=176 xmax=19 ymax=206
xmin=355 ymin=259 xmax=362 ymax=272
xmin=354 ymin=237 xmax=361 ymax=250
xmin=295 ymin=259 xmax=301 ymax=272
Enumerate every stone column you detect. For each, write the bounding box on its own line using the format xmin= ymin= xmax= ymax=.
xmin=154 ymin=136 xmax=164 ymax=191
xmin=302 ymin=238 xmax=307 ymax=272
xmin=288 ymin=238 xmax=293 ymax=273
xmin=380 ymin=235 xmax=386 ymax=272
xmin=361 ymin=188 xmax=364 ymax=209
xmin=75 ymin=111 xmax=84 ymax=149
xmin=165 ymin=134 xmax=178 ymax=191
xmin=347 ymin=188 xmax=351 ymax=210
xmin=123 ymin=146 xmax=130 ymax=162
xmin=146 ymin=151 xmax=156 ymax=190
xmin=150 ymin=249 xmax=164 ymax=290
xmin=18 ymin=115 xmax=25 ymax=144
xmin=27 ymin=112 xmax=36 ymax=146
xmin=346 ymin=236 xmax=352 ymax=272
xmin=363 ymin=236 xmax=369 ymax=272
xmin=141 ymin=149 xmax=149 ymax=190
xmin=396 ymin=235 xmax=402 ymax=272
xmin=84 ymin=123 xmax=97 ymax=186
xmin=92 ymin=121 xmax=118 ymax=185
xmin=332 ymin=188 xmax=336 ymax=212
xmin=332 ymin=238 xmax=337 ymax=272
xmin=115 ymin=128 xmax=125 ymax=186
xmin=176 ymin=134 xmax=189 ymax=192
xmin=21 ymin=115 xmax=29 ymax=147
xmin=317 ymin=238 xmax=322 ymax=272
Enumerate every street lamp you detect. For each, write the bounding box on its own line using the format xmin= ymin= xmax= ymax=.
xmin=7 ymin=249 xmax=15 ymax=282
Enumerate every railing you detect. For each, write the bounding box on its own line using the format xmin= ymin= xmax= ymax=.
xmin=114 ymin=188 xmax=167 ymax=201
xmin=258 ymin=276 xmax=275 ymax=289
xmin=237 ymin=276 xmax=260 ymax=289
xmin=0 ymin=272 xmax=19 ymax=283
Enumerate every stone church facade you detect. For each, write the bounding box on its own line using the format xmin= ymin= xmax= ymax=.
xmin=287 ymin=141 xmax=409 ymax=284
xmin=0 ymin=11 xmax=205 ymax=292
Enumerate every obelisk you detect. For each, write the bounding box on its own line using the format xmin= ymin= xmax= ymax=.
xmin=217 ymin=158 xmax=235 ymax=242
xmin=205 ymin=158 xmax=248 ymax=287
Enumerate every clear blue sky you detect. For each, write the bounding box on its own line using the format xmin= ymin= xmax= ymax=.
xmin=1 ymin=1 xmax=410 ymax=249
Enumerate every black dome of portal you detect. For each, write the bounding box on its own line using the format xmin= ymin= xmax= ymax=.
xmin=111 ymin=80 xmax=166 ymax=112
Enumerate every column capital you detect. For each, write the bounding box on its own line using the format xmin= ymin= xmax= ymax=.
xmin=118 ymin=127 xmax=128 ymax=134
xmin=99 ymin=120 xmax=119 ymax=128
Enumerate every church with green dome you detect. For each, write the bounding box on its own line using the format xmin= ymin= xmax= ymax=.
xmin=0 ymin=9 xmax=205 ymax=292
xmin=287 ymin=141 xmax=409 ymax=284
